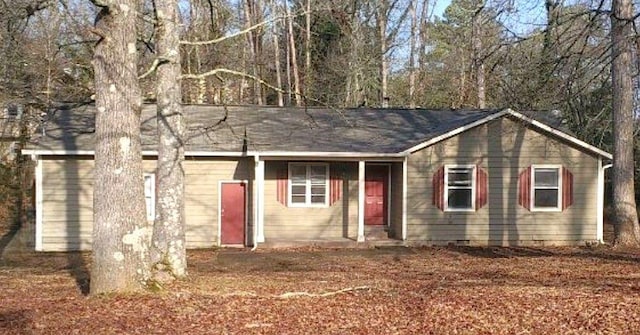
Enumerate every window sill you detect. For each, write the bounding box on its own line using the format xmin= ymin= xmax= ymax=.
xmin=444 ymin=208 xmax=476 ymax=213
xmin=530 ymin=207 xmax=562 ymax=212
xmin=287 ymin=203 xmax=330 ymax=208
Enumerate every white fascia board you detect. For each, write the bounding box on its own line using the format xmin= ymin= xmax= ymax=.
xmin=22 ymin=149 xmax=95 ymax=156
xmin=251 ymin=151 xmax=406 ymax=159
xmin=22 ymin=149 xmax=404 ymax=159
xmin=504 ymin=109 xmax=613 ymax=160
xmin=402 ymin=108 xmax=612 ymax=160
xmin=21 ymin=149 xmax=248 ymax=157
xmin=402 ymin=110 xmax=509 ymax=154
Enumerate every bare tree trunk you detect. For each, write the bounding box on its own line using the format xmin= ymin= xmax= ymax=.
xmin=472 ymin=1 xmax=486 ymax=109
xmin=377 ymin=3 xmax=389 ymax=107
xmin=271 ymin=0 xmax=284 ymax=106
xmin=90 ymin=0 xmax=150 ymax=294
xmin=285 ymin=2 xmax=302 ymax=106
xmin=409 ymin=0 xmax=417 ymax=108
xmin=244 ymin=0 xmax=264 ymax=105
xmin=152 ymin=0 xmax=187 ymax=280
xmin=417 ymin=0 xmax=430 ymax=101
xmin=285 ymin=12 xmax=292 ymax=106
xmin=611 ymin=0 xmax=640 ymax=247
xmin=304 ymin=0 xmax=311 ymax=99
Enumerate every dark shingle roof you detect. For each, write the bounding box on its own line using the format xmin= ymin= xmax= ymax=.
xmin=25 ymin=104 xmax=541 ymax=154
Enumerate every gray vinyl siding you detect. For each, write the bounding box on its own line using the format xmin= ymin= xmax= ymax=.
xmin=263 ymin=161 xmax=358 ymax=241
xmin=406 ymin=117 xmax=599 ymax=246
xmin=39 ymin=157 xmax=251 ymax=251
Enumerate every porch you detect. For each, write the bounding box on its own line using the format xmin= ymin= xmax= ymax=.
xmin=250 ymin=157 xmax=408 ymax=247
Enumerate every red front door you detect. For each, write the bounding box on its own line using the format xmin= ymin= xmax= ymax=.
xmin=365 ymin=165 xmax=388 ymax=225
xmin=221 ymin=183 xmax=246 ymax=245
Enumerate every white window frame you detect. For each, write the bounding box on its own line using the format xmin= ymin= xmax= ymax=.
xmin=444 ymin=164 xmax=476 ymax=212
xmin=530 ymin=164 xmax=562 ymax=212
xmin=288 ymin=163 xmax=329 ymax=207
xmin=143 ymin=173 xmax=155 ymax=221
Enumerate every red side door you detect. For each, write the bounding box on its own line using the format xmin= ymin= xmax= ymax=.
xmin=365 ymin=165 xmax=388 ymax=226
xmin=221 ymin=183 xmax=246 ymax=245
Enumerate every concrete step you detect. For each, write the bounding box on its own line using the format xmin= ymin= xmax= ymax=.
xmin=365 ymin=225 xmax=390 ymax=240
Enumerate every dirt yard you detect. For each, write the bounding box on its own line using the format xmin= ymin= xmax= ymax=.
xmin=1 ymin=246 xmax=639 ymax=334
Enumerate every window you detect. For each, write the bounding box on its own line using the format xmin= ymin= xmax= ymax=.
xmin=143 ymin=173 xmax=155 ymax=221
xmin=444 ymin=165 xmax=475 ymax=211
xmin=531 ymin=165 xmax=561 ymax=211
xmin=288 ymin=163 xmax=329 ymax=207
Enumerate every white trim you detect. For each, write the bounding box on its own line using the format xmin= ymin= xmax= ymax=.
xmin=596 ymin=158 xmax=603 ymax=243
xmin=402 ymin=157 xmax=408 ymax=241
xmin=35 ymin=157 xmax=43 ymax=251
xmin=21 ymin=149 xmax=406 ymax=159
xmin=263 ymin=156 xmax=405 ymax=162
xmin=403 ymin=111 xmax=508 ymax=154
xmin=217 ymin=180 xmax=249 ymax=247
xmin=505 ymin=109 xmax=613 ymax=159
xmin=402 ymin=109 xmax=612 ymax=160
xmin=21 ymin=149 xmax=248 ymax=157
xmin=357 ymin=161 xmax=365 ymax=242
xmin=22 ymin=149 xmax=96 ymax=156
xmin=530 ymin=164 xmax=563 ymax=212
xmin=251 ymin=151 xmax=406 ymax=158
xmin=287 ymin=162 xmax=330 ymax=207
xmin=143 ymin=173 xmax=155 ymax=221
xmin=443 ymin=165 xmax=476 ymax=212
xmin=256 ymin=159 xmax=265 ymax=243
xmin=597 ymin=162 xmax=613 ymax=243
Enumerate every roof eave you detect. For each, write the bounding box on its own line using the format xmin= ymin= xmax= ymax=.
xmin=504 ymin=108 xmax=613 ymax=160
xmin=401 ymin=110 xmax=508 ymax=155
xmin=401 ymin=108 xmax=612 ymax=160
xmin=21 ymin=149 xmax=406 ymax=159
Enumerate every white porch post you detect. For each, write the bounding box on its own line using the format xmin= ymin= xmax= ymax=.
xmin=402 ymin=156 xmax=408 ymax=241
xmin=256 ymin=157 xmax=265 ymax=243
xmin=596 ymin=158 xmax=603 ymax=243
xmin=597 ymin=160 xmax=613 ymax=244
xmin=357 ymin=160 xmax=365 ymax=242
xmin=34 ymin=156 xmax=43 ymax=251
xmin=597 ymin=159 xmax=613 ymax=244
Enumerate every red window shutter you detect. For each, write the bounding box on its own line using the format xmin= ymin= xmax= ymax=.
xmin=329 ymin=168 xmax=342 ymax=205
xmin=277 ymin=168 xmax=288 ymax=206
xmin=562 ymin=167 xmax=574 ymax=210
xmin=476 ymin=165 xmax=488 ymax=210
xmin=518 ymin=166 xmax=531 ymax=211
xmin=432 ymin=166 xmax=445 ymax=211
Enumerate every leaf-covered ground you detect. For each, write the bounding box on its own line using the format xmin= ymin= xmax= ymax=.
xmin=1 ymin=246 xmax=639 ymax=334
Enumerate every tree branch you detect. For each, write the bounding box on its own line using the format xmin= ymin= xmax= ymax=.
xmin=139 ymin=57 xmax=170 ymax=80
xmin=182 ymin=68 xmax=329 ymax=109
xmin=180 ymin=11 xmax=303 ymax=46
xmin=221 ymin=286 xmax=372 ymax=299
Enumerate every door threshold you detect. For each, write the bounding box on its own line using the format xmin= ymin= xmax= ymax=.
xmin=220 ymin=244 xmax=245 ymax=248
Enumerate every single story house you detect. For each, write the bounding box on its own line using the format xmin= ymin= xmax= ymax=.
xmin=22 ymin=104 xmax=612 ymax=251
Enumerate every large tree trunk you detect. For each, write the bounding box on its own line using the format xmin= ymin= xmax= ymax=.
xmin=152 ymin=0 xmax=187 ymax=279
xmin=90 ymin=0 xmax=150 ymax=294
xmin=611 ymin=0 xmax=640 ymax=247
